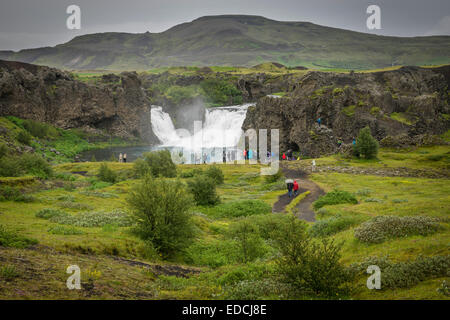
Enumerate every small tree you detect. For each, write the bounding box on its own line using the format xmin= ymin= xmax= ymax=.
xmin=272 ymin=214 xmax=352 ymax=298
xmin=354 ymin=127 xmax=379 ymax=159
xmin=228 ymin=220 xmax=266 ymax=263
xmin=135 ymin=150 xmax=177 ymax=178
xmin=127 ymin=175 xmax=194 ymax=257
xmin=205 ymin=165 xmax=224 ymax=185
xmin=97 ymin=162 xmax=117 ymax=183
xmin=187 ymin=176 xmax=220 ymax=206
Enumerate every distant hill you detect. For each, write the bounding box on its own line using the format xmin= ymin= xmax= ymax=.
xmin=1 ymin=15 xmax=449 ymax=71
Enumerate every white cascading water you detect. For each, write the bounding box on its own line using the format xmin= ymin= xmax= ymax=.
xmin=151 ymin=104 xmax=252 ymax=150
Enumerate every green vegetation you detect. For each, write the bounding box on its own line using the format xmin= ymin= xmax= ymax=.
xmin=134 ymin=150 xmax=177 ymax=178
xmin=0 ymin=225 xmax=38 ymax=248
xmin=354 ymin=127 xmax=379 ymax=159
xmin=313 ymin=189 xmax=358 ymax=210
xmin=354 ymin=216 xmax=441 ymax=244
xmin=127 ymin=175 xmax=194 ymax=257
xmin=187 ymin=176 xmax=220 ymax=206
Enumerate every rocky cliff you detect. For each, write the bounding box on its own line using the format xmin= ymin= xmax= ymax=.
xmin=243 ymin=66 xmax=450 ymax=157
xmin=0 ymin=60 xmax=158 ymax=143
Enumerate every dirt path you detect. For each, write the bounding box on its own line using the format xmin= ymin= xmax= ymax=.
xmin=272 ymin=165 xmax=324 ymax=222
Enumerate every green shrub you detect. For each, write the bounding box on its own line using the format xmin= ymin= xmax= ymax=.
xmin=354 ymin=127 xmax=379 ymax=159
xmin=97 ymin=162 xmax=117 ymax=183
xmin=127 ymin=175 xmax=194 ymax=257
xmin=17 ymin=130 xmax=32 ymax=145
xmin=205 ymin=165 xmax=224 ymax=185
xmin=51 ymin=210 xmax=133 ymax=227
xmin=0 ymin=186 xmax=21 ymax=201
xmin=35 ymin=208 xmax=67 ymax=219
xmin=58 ymin=201 xmax=93 ymax=211
xmin=228 ymin=220 xmax=268 ymax=263
xmin=135 ymin=150 xmax=177 ymax=178
xmin=0 ymin=225 xmax=38 ymax=248
xmin=0 ymin=143 xmax=8 ymax=158
xmin=200 ymin=79 xmax=243 ymax=106
xmin=204 ymin=200 xmax=271 ymax=218
xmin=313 ymin=189 xmax=358 ymax=210
xmin=349 ymin=255 xmax=449 ymax=289
xmin=0 ymin=265 xmax=19 ymax=280
xmin=309 ymin=214 xmax=365 ymax=237
xmin=47 ymin=225 xmax=84 ymax=235
xmin=187 ymin=176 xmax=220 ymax=206
xmin=224 ymin=279 xmax=289 ymax=300
xmin=23 ymin=119 xmax=58 ymax=139
xmin=272 ymin=214 xmax=351 ymax=298
xmin=354 ymin=215 xmax=441 ymax=243
xmin=185 ymin=239 xmax=240 ymax=268
xmin=264 ymin=169 xmax=283 ymax=184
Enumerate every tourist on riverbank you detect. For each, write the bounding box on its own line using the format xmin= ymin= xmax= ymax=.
xmin=286 ymin=179 xmax=294 ymax=198
xmin=123 ymin=153 xmax=127 ymax=163
xmin=119 ymin=153 xmax=123 ymax=163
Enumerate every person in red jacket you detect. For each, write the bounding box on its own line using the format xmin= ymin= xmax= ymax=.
xmin=282 ymin=153 xmax=286 ymax=160
xmin=293 ymin=180 xmax=299 ymax=196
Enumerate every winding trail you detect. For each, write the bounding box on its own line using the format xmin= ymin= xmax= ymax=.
xmin=272 ymin=165 xmax=324 ymax=222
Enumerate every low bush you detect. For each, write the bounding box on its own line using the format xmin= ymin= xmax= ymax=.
xmin=184 ymin=239 xmax=240 ymax=268
xmin=58 ymin=201 xmax=93 ymax=211
xmin=17 ymin=130 xmax=32 ymax=145
xmin=0 ymin=186 xmax=35 ymax=202
xmin=204 ymin=165 xmax=224 ymax=185
xmin=313 ymin=189 xmax=358 ymax=210
xmin=187 ymin=176 xmax=220 ymax=206
xmin=309 ymin=214 xmax=365 ymax=237
xmin=97 ymin=162 xmax=117 ymax=183
xmin=35 ymin=208 xmax=67 ymax=219
xmin=0 ymin=225 xmax=38 ymax=248
xmin=127 ymin=175 xmax=194 ymax=257
xmin=272 ymin=214 xmax=352 ymax=298
xmin=0 ymin=265 xmax=19 ymax=280
xmin=348 ymin=255 xmax=450 ymax=289
xmin=134 ymin=150 xmax=177 ymax=178
xmin=204 ymin=200 xmax=271 ymax=218
xmin=47 ymin=225 xmax=84 ymax=235
xmin=227 ymin=220 xmax=268 ymax=263
xmin=354 ymin=215 xmax=441 ymax=244
xmin=224 ymin=279 xmax=289 ymax=300
xmin=23 ymin=119 xmax=59 ymax=139
xmin=51 ymin=210 xmax=134 ymax=228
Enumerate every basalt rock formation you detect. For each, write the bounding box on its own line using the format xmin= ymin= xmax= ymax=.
xmin=243 ymin=66 xmax=450 ymax=157
xmin=0 ymin=60 xmax=158 ymax=143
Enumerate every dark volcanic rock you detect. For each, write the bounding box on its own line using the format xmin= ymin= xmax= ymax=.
xmin=243 ymin=66 xmax=450 ymax=157
xmin=0 ymin=60 xmax=158 ymax=143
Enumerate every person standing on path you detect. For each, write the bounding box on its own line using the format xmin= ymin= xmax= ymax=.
xmin=312 ymin=159 xmax=316 ymax=172
xmin=123 ymin=153 xmax=127 ymax=163
xmin=317 ymin=117 xmax=321 ymax=126
xmin=293 ymin=180 xmax=299 ymax=196
xmin=119 ymin=153 xmax=123 ymax=163
xmin=285 ymin=179 xmax=294 ymax=198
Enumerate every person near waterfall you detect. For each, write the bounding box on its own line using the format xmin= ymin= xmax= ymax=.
xmin=123 ymin=153 xmax=127 ymax=163
xmin=119 ymin=153 xmax=123 ymax=163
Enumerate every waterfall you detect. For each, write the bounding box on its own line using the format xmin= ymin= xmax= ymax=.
xmin=150 ymin=104 xmax=252 ymax=149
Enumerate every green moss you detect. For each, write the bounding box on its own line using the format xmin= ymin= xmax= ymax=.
xmin=342 ymin=105 xmax=356 ymax=116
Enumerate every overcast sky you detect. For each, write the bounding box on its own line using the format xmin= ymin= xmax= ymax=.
xmin=1 ymin=0 xmax=449 ymax=51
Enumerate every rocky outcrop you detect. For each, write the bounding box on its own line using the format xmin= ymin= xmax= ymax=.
xmin=243 ymin=66 xmax=450 ymax=157
xmin=0 ymin=60 xmax=158 ymax=143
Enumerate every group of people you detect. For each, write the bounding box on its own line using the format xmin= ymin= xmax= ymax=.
xmin=118 ymin=153 xmax=127 ymax=163
xmin=243 ymin=149 xmax=256 ymax=160
xmin=285 ymin=179 xmax=299 ymax=198
xmin=282 ymin=149 xmax=299 ymax=161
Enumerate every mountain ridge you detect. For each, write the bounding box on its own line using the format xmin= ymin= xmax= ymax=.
xmin=1 ymin=15 xmax=449 ymax=70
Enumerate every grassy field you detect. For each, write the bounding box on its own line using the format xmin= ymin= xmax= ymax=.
xmin=0 ymin=141 xmax=449 ymax=299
